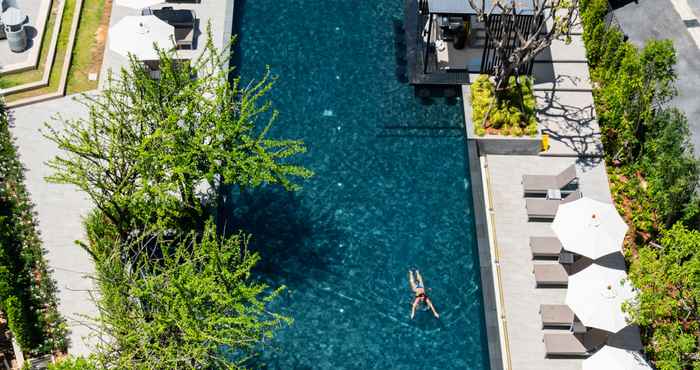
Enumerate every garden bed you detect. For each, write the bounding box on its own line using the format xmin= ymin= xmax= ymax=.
xmin=470 ymin=74 xmax=538 ymax=137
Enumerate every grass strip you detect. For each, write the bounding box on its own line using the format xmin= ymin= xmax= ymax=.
xmin=66 ymin=0 xmax=108 ymax=93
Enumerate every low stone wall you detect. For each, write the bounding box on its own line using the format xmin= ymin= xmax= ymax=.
xmin=461 ymin=85 xmax=543 ymax=155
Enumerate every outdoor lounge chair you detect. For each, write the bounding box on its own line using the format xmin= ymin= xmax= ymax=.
xmin=530 ymin=236 xmax=562 ymax=259
xmin=522 ymin=164 xmax=578 ymax=196
xmin=534 ymin=263 xmax=568 ymax=287
xmin=544 ymin=333 xmax=590 ymax=358
xmin=526 ymin=191 xmax=582 ymax=221
xmin=540 ymin=304 xmax=575 ymax=328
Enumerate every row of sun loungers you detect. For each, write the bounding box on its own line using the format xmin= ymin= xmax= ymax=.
xmin=524 ymin=165 xmax=592 ymax=357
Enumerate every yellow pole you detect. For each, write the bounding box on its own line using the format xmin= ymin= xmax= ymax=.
xmin=542 ymin=134 xmax=549 ymax=152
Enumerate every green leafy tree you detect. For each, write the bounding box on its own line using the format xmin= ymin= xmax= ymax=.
xmin=641 ymin=109 xmax=699 ymax=228
xmin=44 ymin=36 xmax=312 ymax=239
xmin=626 ymin=224 xmax=700 ymax=370
xmin=86 ymin=220 xmax=290 ymax=369
xmin=581 ymin=0 xmax=608 ymax=46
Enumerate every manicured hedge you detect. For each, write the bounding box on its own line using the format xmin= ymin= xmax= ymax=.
xmin=0 ymin=98 xmax=66 ymax=354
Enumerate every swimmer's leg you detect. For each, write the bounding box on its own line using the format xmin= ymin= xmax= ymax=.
xmin=408 ymin=270 xmax=417 ymax=291
xmin=416 ymin=270 xmax=425 ymax=287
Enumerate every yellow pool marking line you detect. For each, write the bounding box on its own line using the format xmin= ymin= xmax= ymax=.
xmin=670 ymin=0 xmax=700 ymax=49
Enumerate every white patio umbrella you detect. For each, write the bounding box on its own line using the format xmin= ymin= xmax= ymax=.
xmin=551 ymin=197 xmax=628 ymax=260
xmin=583 ymin=346 xmax=652 ymax=370
xmin=566 ymin=263 xmax=635 ymax=332
xmin=109 ymin=15 xmax=174 ymax=61
xmin=115 ymin=0 xmax=163 ymax=9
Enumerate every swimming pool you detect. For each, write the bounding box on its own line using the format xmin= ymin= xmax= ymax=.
xmin=232 ymin=0 xmax=489 ymax=368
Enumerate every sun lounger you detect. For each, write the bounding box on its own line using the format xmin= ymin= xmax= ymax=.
xmin=534 ymin=264 xmax=568 ymax=287
xmin=544 ymin=333 xmax=590 ymax=358
xmin=540 ymin=304 xmax=575 ymax=328
xmin=523 ymin=164 xmax=578 ymax=196
xmin=526 ymin=191 xmax=582 ymax=221
xmin=530 ymin=236 xmax=562 ymax=259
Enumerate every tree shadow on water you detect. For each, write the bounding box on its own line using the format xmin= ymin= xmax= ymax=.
xmin=218 ymin=185 xmax=343 ymax=289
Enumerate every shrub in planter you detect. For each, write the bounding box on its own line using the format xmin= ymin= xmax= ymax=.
xmin=48 ymin=357 xmax=97 ymax=370
xmin=5 ymin=295 xmax=38 ymax=350
xmin=470 ymin=74 xmax=537 ymax=136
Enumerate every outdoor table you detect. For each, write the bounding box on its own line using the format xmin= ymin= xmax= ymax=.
xmin=558 ymin=251 xmax=575 ymax=265
xmin=3 ymin=7 xmax=27 ymax=52
xmin=546 ymin=188 xmax=562 ymax=200
xmin=571 ymin=321 xmax=587 ymax=334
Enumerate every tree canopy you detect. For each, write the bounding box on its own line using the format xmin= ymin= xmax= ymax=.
xmin=43 ymin=37 xmax=312 ymax=239
xmin=87 ymin=220 xmax=289 ymax=369
xmin=626 ymin=224 xmax=700 ymax=370
xmin=467 ymin=0 xmax=578 ymax=91
xmin=44 ymin=36 xmax=309 ymax=368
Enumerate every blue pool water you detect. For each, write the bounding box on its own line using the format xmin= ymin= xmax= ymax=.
xmin=232 ymin=1 xmax=489 ymax=368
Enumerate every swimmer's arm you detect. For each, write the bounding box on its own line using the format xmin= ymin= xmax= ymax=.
xmin=411 ymin=300 xmax=419 ymax=319
xmin=427 ymin=299 xmax=439 ymax=319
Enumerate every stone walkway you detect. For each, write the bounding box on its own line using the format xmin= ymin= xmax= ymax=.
xmin=8 ymin=95 xmax=98 ymax=357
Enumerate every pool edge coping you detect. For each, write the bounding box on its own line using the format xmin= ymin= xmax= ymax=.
xmin=465 ymin=126 xmax=506 ymax=370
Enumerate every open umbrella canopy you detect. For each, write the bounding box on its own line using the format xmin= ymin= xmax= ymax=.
xmin=552 ymin=197 xmax=628 ymax=260
xmin=583 ymin=346 xmax=651 ymax=370
xmin=566 ymin=263 xmax=635 ymax=332
xmin=109 ymin=15 xmax=174 ymax=61
xmin=115 ymin=0 xmax=163 ymax=9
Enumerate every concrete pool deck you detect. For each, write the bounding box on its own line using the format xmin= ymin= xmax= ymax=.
xmin=464 ymin=28 xmax=643 ymax=370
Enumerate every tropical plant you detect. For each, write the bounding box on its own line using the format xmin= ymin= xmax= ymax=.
xmin=471 ymin=74 xmax=537 ymax=135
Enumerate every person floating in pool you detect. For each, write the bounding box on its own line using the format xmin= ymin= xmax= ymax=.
xmin=408 ymin=270 xmax=439 ymax=319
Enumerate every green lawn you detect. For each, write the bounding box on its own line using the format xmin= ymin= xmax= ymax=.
xmin=67 ymin=0 xmax=108 ymax=94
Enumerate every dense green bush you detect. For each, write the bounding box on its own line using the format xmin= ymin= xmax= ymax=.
xmin=48 ymin=357 xmax=97 ymax=370
xmin=580 ymin=2 xmax=700 ymax=369
xmin=4 ymin=296 xmax=36 ymax=350
xmin=470 ymin=74 xmax=537 ymax=137
xmin=626 ymin=224 xmax=700 ymax=370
